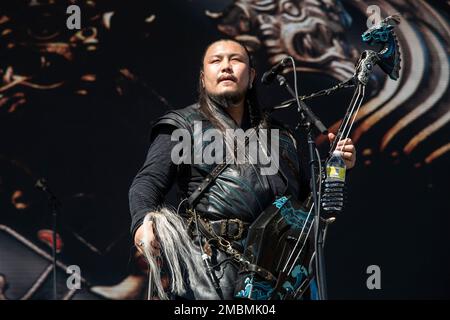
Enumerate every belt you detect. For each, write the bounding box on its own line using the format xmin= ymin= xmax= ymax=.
xmin=185 ymin=210 xmax=276 ymax=282
xmin=208 ymin=218 xmax=249 ymax=241
xmin=185 ymin=211 xmax=249 ymax=241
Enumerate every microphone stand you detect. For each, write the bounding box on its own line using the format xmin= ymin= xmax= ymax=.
xmin=274 ymin=74 xmax=328 ymax=300
xmin=35 ymin=178 xmax=61 ymax=300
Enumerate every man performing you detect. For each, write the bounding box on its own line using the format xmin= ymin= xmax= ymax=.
xmin=129 ymin=39 xmax=356 ymax=300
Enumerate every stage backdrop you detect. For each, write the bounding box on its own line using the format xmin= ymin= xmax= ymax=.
xmin=0 ymin=0 xmax=448 ymax=300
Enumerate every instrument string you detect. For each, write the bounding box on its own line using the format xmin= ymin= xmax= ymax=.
xmin=281 ymin=82 xmax=365 ymax=277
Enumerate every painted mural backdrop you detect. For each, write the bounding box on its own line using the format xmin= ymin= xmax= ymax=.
xmin=0 ymin=0 xmax=448 ymax=300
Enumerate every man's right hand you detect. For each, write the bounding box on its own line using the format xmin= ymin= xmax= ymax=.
xmin=134 ymin=221 xmax=169 ymax=296
xmin=134 ymin=222 xmax=161 ymax=256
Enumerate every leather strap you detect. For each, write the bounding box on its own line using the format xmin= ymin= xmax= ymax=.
xmin=187 ymin=125 xmax=259 ymax=209
xmin=187 ymin=162 xmax=229 ymax=209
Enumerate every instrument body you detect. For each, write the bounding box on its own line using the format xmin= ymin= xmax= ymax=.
xmin=234 ymin=195 xmax=317 ymax=300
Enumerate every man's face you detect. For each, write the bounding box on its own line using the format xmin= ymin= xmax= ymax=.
xmin=201 ymin=40 xmax=255 ymax=106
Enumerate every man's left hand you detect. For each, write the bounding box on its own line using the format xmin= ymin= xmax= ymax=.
xmin=328 ymin=133 xmax=356 ymax=169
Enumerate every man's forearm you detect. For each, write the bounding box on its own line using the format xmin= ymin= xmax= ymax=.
xmin=129 ymin=130 xmax=178 ymax=235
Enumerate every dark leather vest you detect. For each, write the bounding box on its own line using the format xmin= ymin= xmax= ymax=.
xmin=151 ymin=103 xmax=305 ymax=224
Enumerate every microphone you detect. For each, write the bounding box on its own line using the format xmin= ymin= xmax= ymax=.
xmin=35 ymin=178 xmax=49 ymax=192
xmin=35 ymin=178 xmax=61 ymax=206
xmin=261 ymin=57 xmax=290 ymax=85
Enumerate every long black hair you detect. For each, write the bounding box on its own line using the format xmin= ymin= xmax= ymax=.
xmin=197 ymin=39 xmax=268 ymax=131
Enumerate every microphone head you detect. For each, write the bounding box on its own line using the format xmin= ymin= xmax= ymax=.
xmin=35 ymin=178 xmax=47 ymax=191
xmin=261 ymin=57 xmax=291 ymax=85
xmin=279 ymin=56 xmax=290 ymax=65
